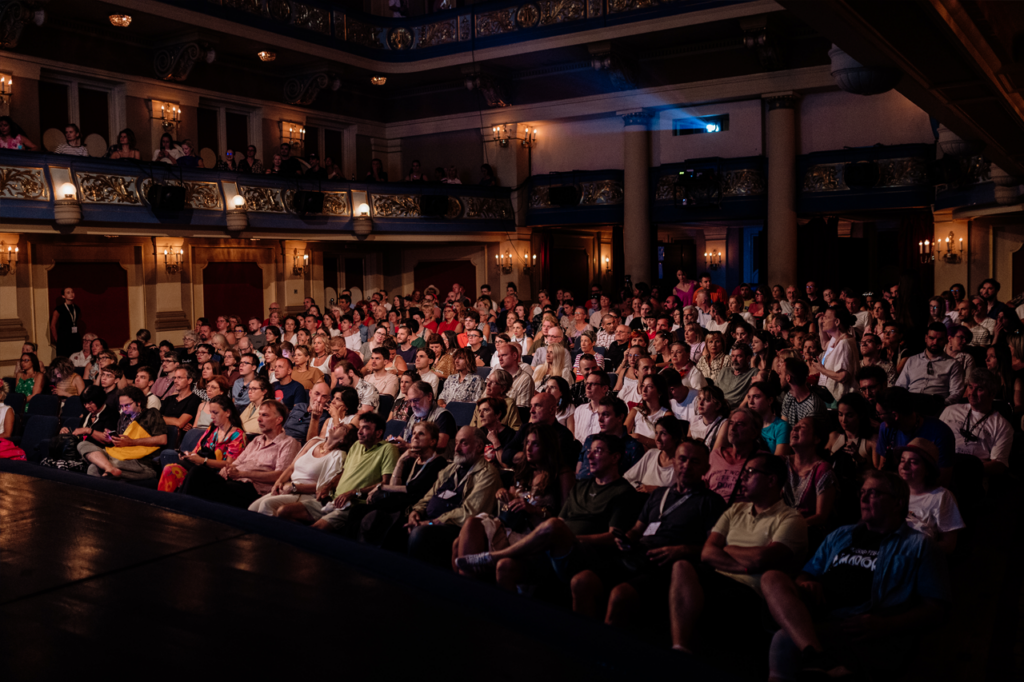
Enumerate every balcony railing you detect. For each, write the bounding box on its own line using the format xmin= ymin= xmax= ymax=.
xmin=0 ymin=151 xmax=514 ymax=234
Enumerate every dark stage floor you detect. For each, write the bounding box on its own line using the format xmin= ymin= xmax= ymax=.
xmin=0 ymin=464 xmax=729 ymax=680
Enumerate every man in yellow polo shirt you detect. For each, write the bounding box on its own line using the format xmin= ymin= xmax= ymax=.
xmin=668 ymin=453 xmax=807 ymax=655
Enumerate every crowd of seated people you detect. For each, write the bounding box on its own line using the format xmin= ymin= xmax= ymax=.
xmin=3 ymin=274 xmax=1020 ymax=679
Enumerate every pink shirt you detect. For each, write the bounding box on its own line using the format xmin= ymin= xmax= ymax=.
xmin=221 ymin=430 xmax=301 ymax=494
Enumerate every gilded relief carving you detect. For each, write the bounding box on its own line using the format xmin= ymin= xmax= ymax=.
xmin=323 ymin=192 xmax=351 ymax=216
xmin=538 ymin=0 xmax=585 ymax=25
xmin=720 ymin=170 xmax=766 ymax=196
xmin=476 ymin=9 xmax=516 ymax=36
xmin=388 ymin=27 xmax=414 ymax=50
xmin=293 ymin=4 xmax=330 ymax=33
xmin=371 ymin=194 xmax=420 ymax=218
xmin=347 ymin=18 xmax=382 ymax=49
xmin=580 ymin=180 xmax=623 ymax=205
xmin=516 ymin=4 xmax=540 ymax=27
xmin=588 ymin=0 xmax=603 ymax=17
xmin=464 ymin=197 xmax=512 ymax=219
xmin=458 ymin=14 xmax=472 ymax=40
xmin=240 ymin=186 xmax=286 ymax=212
xmin=220 ymin=0 xmax=261 ymax=14
xmin=77 ymin=173 xmax=140 ymax=204
xmin=139 ymin=179 xmax=223 ymax=209
xmin=267 ymin=0 xmax=291 ymax=21
xmin=529 ymin=186 xmax=552 ymax=208
xmin=418 ymin=19 xmax=457 ymax=48
xmin=877 ymin=158 xmax=929 ymax=187
xmin=655 ymin=176 xmax=677 ymax=201
xmin=0 ymin=166 xmax=49 ymax=201
xmin=802 ymin=164 xmax=846 ymax=192
xmin=608 ymin=0 xmax=657 ymax=13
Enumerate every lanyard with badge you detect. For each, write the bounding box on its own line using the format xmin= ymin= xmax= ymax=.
xmin=66 ymin=303 xmax=78 ymax=334
xmin=643 ymin=487 xmax=693 ymax=536
xmin=437 ymin=467 xmax=470 ymax=500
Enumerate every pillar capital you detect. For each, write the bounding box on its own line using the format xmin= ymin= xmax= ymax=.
xmin=763 ymin=92 xmax=801 ymax=111
xmin=618 ymin=109 xmax=654 ymax=128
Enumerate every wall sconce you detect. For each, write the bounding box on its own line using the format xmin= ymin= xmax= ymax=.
xmin=942 ymin=231 xmax=963 ymax=264
xmin=496 ymin=251 xmax=513 ymax=274
xmin=0 ymin=75 xmax=13 ymax=105
xmin=0 ymin=241 xmax=18 ymax=276
xmin=522 ymin=251 xmax=537 ymax=275
xmin=227 ymin=194 xmax=248 ymax=231
xmin=54 ymin=182 xmax=82 ymax=226
xmin=293 ymin=249 xmax=309 ymax=276
xmin=163 ymin=247 xmax=183 ymax=274
xmin=703 ymin=250 xmax=722 ymax=270
xmin=152 ymin=101 xmax=181 ymax=130
xmin=353 ymin=202 xmax=373 ymax=239
xmin=491 ymin=124 xmax=538 ymax=149
xmin=918 ymin=239 xmax=934 ymax=265
xmin=281 ymin=120 xmax=305 ymax=151
xmin=603 ymin=256 xmax=611 ymax=275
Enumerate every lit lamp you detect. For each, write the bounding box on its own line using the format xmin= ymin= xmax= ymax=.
xmin=0 ymin=75 xmax=12 ymax=105
xmin=353 ymin=202 xmax=373 ymax=239
xmin=522 ymin=251 xmax=537 ymax=275
xmin=156 ymin=102 xmax=181 ymax=130
xmin=54 ymin=182 xmax=82 ymax=227
xmin=942 ymin=232 xmax=964 ymax=264
xmin=0 ymin=241 xmax=18 ymax=276
xmin=703 ymin=250 xmax=721 ymax=270
xmin=226 ymin=194 xmax=248 ymax=231
xmin=603 ymin=255 xmax=611 ymax=274
xmin=163 ymin=247 xmax=183 ymax=274
xmin=491 ymin=124 xmax=537 ymax=149
xmin=293 ymin=249 xmax=309 ymax=276
xmin=918 ymin=239 xmax=934 ymax=264
xmin=496 ymin=251 xmax=514 ymax=275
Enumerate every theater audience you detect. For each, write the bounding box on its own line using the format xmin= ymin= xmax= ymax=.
xmin=240 ymin=377 xmax=270 ymax=434
xmin=84 ymin=387 xmax=168 ymax=480
xmin=897 ymin=438 xmax=964 ymax=553
xmin=437 ymin=348 xmax=482 ymax=406
xmin=623 ymin=415 xmax=684 ymax=492
xmin=158 ymin=395 xmax=246 ymax=492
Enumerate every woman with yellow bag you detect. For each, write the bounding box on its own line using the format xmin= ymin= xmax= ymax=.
xmin=84 ymin=387 xmax=168 ymax=479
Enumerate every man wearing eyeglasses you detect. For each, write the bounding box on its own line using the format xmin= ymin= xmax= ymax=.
xmin=760 ymin=470 xmax=948 ymax=681
xmin=529 ymin=325 xmax=566 ymax=368
xmin=894 ymin=323 xmax=964 ymax=413
xmin=668 ymin=453 xmax=807 ymax=654
xmin=805 ymin=281 xmax=823 ymax=316
xmin=232 ymin=352 xmax=260 ymax=410
xmin=939 ymin=368 xmax=1012 ymax=476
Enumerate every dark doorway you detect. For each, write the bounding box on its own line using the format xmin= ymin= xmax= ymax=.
xmin=225 ymin=111 xmax=248 ymax=154
xmin=344 ymin=258 xmax=365 ymax=295
xmin=660 ymin=240 xmax=698 ymax=290
xmin=202 ymin=262 xmax=264 ymax=324
xmin=549 ymin=248 xmax=590 ymax=299
xmin=414 ymin=260 xmax=476 ymax=299
xmin=48 ymin=262 xmax=129 ymax=348
xmin=79 ymin=88 xmax=109 ymax=143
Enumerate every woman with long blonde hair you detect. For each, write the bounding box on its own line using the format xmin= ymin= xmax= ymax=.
xmin=533 ymin=343 xmax=573 ymax=389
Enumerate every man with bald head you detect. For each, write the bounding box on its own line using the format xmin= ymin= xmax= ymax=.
xmin=405 ymin=425 xmax=502 ymax=566
xmin=503 ymin=392 xmax=580 ymax=473
xmin=605 ymin=324 xmax=631 ymax=370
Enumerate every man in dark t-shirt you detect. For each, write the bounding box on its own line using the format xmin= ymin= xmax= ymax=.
xmin=456 ymin=433 xmax=643 ymax=608
xmin=503 ymin=392 xmax=578 ymax=470
xmin=578 ymin=440 xmax=727 ymax=624
xmin=271 ymin=357 xmax=308 ymax=410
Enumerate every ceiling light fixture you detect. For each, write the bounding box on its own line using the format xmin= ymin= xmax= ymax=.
xmin=371 ymin=76 xmax=386 ymax=86
xmin=258 ymin=50 xmax=276 ymax=62
xmin=109 ymin=14 xmax=132 ymax=27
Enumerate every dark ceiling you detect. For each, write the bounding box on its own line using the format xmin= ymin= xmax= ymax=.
xmin=13 ymin=0 xmax=830 ymax=122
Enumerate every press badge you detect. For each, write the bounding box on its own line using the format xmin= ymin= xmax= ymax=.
xmin=438 ymin=490 xmax=457 ymax=500
xmin=643 ymin=522 xmax=661 ymax=536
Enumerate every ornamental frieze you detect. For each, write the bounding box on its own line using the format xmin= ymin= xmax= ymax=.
xmin=239 ymin=186 xmax=286 ymax=212
xmin=76 ymin=173 xmax=140 ymax=204
xmin=371 ymin=194 xmax=420 ymax=218
xmin=463 ymin=197 xmax=511 ymax=219
xmin=139 ymin=179 xmax=224 ymax=210
xmin=0 ymin=166 xmax=49 ymax=201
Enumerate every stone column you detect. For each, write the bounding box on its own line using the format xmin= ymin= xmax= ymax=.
xmin=620 ymin=109 xmax=653 ymax=286
xmin=764 ymin=93 xmax=800 ymax=288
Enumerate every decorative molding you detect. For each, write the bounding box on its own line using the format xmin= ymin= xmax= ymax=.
xmin=0 ymin=316 xmax=27 ymax=341
xmin=465 ymin=73 xmax=510 ymax=108
xmin=608 ymin=0 xmax=659 ymax=14
xmin=155 ymin=310 xmax=191 ymax=332
xmin=764 ymin=93 xmax=800 ymax=111
xmin=463 ymin=196 xmax=511 ymax=219
xmin=371 ymin=194 xmax=420 ymax=218
xmin=0 ymin=1 xmax=40 ymax=50
xmin=283 ymin=72 xmax=335 ymax=106
xmin=388 ymin=27 xmax=414 ymax=50
xmin=621 ymin=110 xmax=653 ymax=127
xmin=140 ymin=178 xmax=224 ymax=210
xmin=239 ymin=185 xmax=286 ymax=212
xmin=292 ymin=2 xmax=330 ymax=34
xmin=154 ymin=41 xmax=210 ymax=82
xmin=76 ymin=173 xmax=140 ymax=204
xmin=529 ymin=185 xmax=553 ymax=208
xmin=346 ymin=18 xmax=382 ymax=49
xmin=803 ymin=158 xmax=932 ymax=193
xmin=580 ymin=180 xmax=623 ymax=205
xmin=0 ymin=166 xmax=48 ymax=200
xmin=720 ymin=169 xmax=766 ymax=196
xmin=418 ymin=19 xmax=458 ymax=49
xmin=322 ymin=191 xmax=351 ymax=217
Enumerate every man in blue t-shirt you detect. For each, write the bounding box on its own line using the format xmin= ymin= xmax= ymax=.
xmin=874 ymin=387 xmax=953 ymax=484
xmin=271 ymin=357 xmax=308 ymax=410
xmin=760 ymin=470 xmax=949 ymax=681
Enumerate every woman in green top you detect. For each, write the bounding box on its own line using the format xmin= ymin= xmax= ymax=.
xmin=15 ymin=352 xmax=44 ymax=410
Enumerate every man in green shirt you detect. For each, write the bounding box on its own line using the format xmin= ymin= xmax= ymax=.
xmin=714 ymin=344 xmax=758 ymax=409
xmin=275 ymin=412 xmax=399 ymax=533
